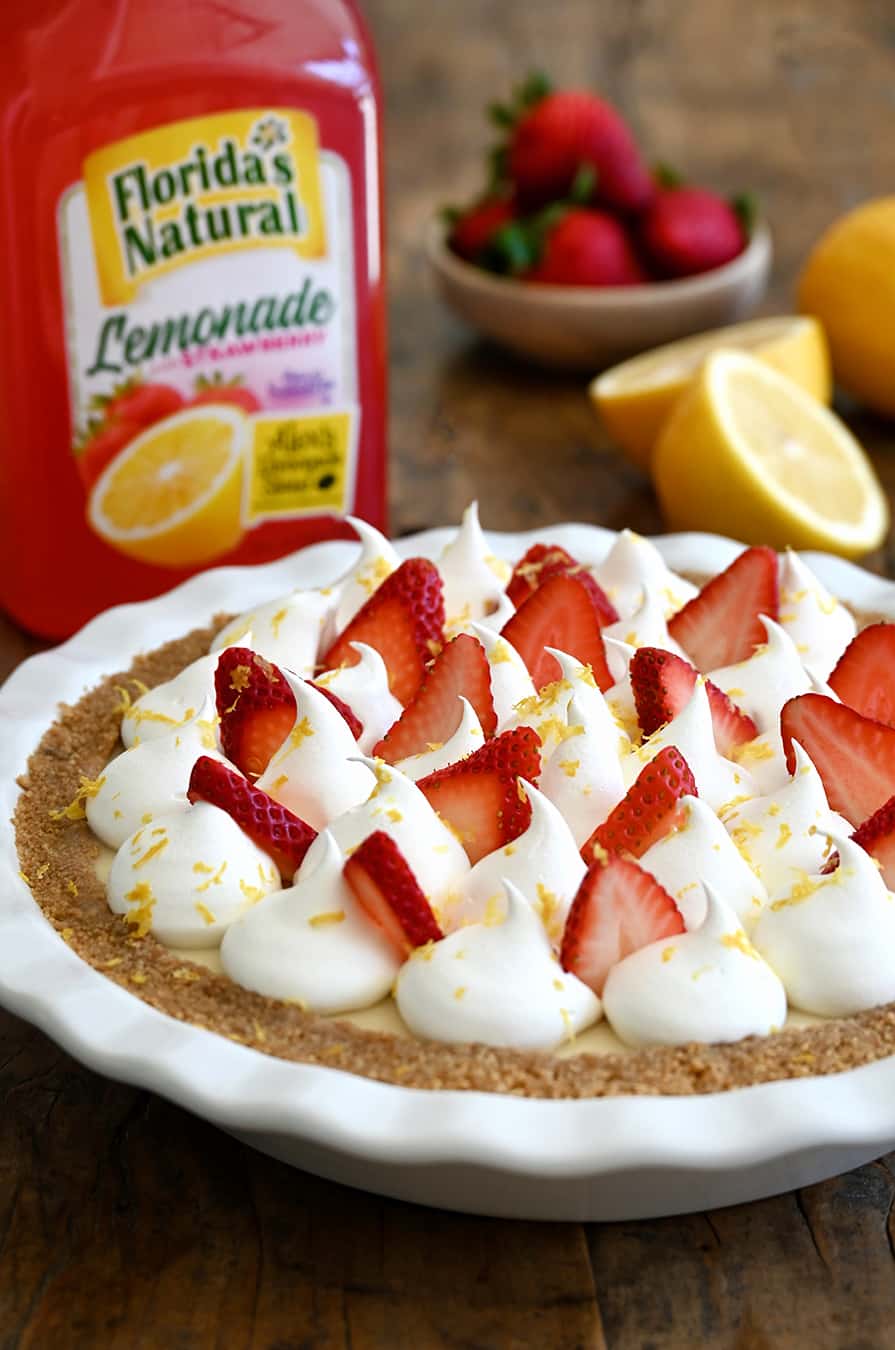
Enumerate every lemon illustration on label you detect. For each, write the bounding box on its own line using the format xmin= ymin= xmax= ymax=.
xmin=88 ymin=404 xmax=247 ymax=567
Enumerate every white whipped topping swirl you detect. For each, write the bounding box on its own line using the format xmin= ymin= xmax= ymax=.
xmin=468 ymin=623 xmax=536 ymax=730
xmin=445 ymin=781 xmax=586 ymax=942
xmin=709 ymin=616 xmax=811 ymax=734
xmin=603 ymin=884 xmax=786 ymax=1047
xmin=256 ymin=672 xmax=375 ymax=830
xmin=591 ymin=529 xmax=697 ymax=619
xmin=541 ymin=692 xmax=626 ymax=847
xmin=396 ymin=697 xmax=484 ymax=781
xmin=602 ymin=636 xmax=641 ymax=740
xmin=438 ymin=502 xmax=510 ymax=632
xmin=220 ymin=832 xmax=399 ymax=1012
xmin=211 ymin=590 xmax=333 ymax=676
xmin=752 ymin=834 xmax=895 ymax=1017
xmin=331 ymin=517 xmax=401 ymax=633
xmin=395 ymin=880 xmax=601 ymax=1050
xmin=121 ymin=650 xmax=227 ymax=749
xmin=107 ymin=802 xmax=281 ymax=947
xmin=603 ymin=588 xmax=687 ymax=658
xmin=778 ymin=550 xmax=856 ymax=682
xmin=313 ymin=641 xmax=403 ymax=753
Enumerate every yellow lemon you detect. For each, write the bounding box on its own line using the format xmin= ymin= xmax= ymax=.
xmin=590 ymin=316 xmax=831 ymax=469
xmin=89 ymin=404 xmax=247 ymax=568
xmin=798 ymin=196 xmax=895 ymax=416
xmin=652 ymin=350 xmax=888 ymax=559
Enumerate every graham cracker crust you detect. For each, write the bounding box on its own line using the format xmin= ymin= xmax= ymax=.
xmin=12 ymin=620 xmax=895 ymax=1099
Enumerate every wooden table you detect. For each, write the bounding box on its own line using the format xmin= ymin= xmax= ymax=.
xmin=4 ymin=2 xmax=895 ymax=1344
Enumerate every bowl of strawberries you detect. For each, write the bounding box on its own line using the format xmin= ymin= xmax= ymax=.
xmin=429 ymin=75 xmax=772 ymax=370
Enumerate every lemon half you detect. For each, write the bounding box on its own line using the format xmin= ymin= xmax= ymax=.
xmin=652 ymin=350 xmax=888 ymax=559
xmin=89 ymin=404 xmax=247 ymax=568
xmin=591 ymin=316 xmax=831 ymax=469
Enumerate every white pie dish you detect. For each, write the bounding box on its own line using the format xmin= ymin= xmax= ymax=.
xmin=2 ymin=523 xmax=895 ymax=1223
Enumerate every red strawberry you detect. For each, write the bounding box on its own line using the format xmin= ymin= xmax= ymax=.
xmin=507 ymin=89 xmax=654 ymax=212
xmin=851 ymin=796 xmax=895 ymax=889
xmin=526 ymin=209 xmax=647 ymax=286
xmin=640 ymin=187 xmax=746 ymax=278
xmin=215 ymin=648 xmax=295 ymax=779
xmin=630 ymin=648 xmax=758 ymax=755
xmin=582 ymin=745 xmax=696 ymax=863
xmin=500 ymin=574 xmax=613 ymax=692
xmin=76 ymin=419 xmax=142 ymax=491
xmin=448 ymin=197 xmax=516 ymax=263
xmin=780 ymin=693 xmax=895 ymax=825
xmin=187 ymin=755 xmax=316 ymax=879
xmin=321 ymin=558 xmax=445 ymax=707
xmin=309 ymin=683 xmax=363 ymax=740
xmin=343 ymin=831 xmax=443 ymax=957
xmin=417 ymin=728 xmax=541 ymax=865
xmin=828 ymin=624 xmax=895 ymax=727
xmin=189 ymin=373 xmax=261 ymax=414
xmin=103 ymin=380 xmax=185 ymax=428
xmin=373 ymin=634 xmax=496 ymax=763
xmin=560 ymin=855 xmax=684 ymax=995
xmin=667 ymin=546 xmax=779 ymax=671
xmin=506 ymin=543 xmax=618 ymax=625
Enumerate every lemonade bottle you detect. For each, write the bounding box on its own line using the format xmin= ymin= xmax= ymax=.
xmin=0 ymin=0 xmax=386 ymax=638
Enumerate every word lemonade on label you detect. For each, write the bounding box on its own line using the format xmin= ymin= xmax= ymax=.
xmin=60 ymin=108 xmax=359 ymax=566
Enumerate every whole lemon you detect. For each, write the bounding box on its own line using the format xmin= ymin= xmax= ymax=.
xmin=798 ymin=197 xmax=895 ymax=417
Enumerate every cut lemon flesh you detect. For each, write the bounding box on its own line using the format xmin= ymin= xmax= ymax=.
xmin=89 ymin=404 xmax=247 ymax=568
xmin=652 ymin=350 xmax=888 ymax=559
xmin=590 ymin=316 xmax=831 ymax=469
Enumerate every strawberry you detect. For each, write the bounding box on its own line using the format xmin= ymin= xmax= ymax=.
xmin=102 ymin=380 xmax=185 ymax=428
xmin=560 ymin=854 xmax=684 ymax=995
xmin=525 ymin=208 xmax=647 ymax=286
xmin=373 ymin=633 xmax=497 ymax=763
xmin=215 ymin=648 xmax=295 ymax=779
xmin=417 ymin=728 xmax=541 ymax=865
xmin=500 ymin=574 xmax=613 ymax=692
xmin=667 ymin=546 xmax=779 ymax=671
xmin=187 ymin=755 xmax=316 ymax=879
xmin=343 ymin=831 xmax=443 ymax=957
xmin=582 ymin=745 xmax=696 ymax=863
xmin=629 ymin=647 xmax=758 ymax=755
xmin=828 ymin=624 xmax=895 ymax=727
xmin=640 ymin=187 xmax=747 ymax=278
xmin=850 ymin=796 xmax=895 ymax=889
xmin=506 ymin=543 xmax=618 ymax=624
xmin=75 ymin=419 xmax=142 ymax=491
xmin=309 ymin=683 xmax=363 ymax=740
xmin=505 ymin=88 xmax=654 ymax=213
xmin=780 ymin=693 xmax=895 ymax=825
xmin=447 ymin=196 xmax=516 ymax=263
xmin=321 ymin=558 xmax=445 ymax=707
xmin=189 ymin=372 xmax=261 ymax=414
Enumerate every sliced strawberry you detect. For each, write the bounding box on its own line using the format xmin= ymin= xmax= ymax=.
xmin=851 ymin=796 xmax=895 ymax=889
xmin=215 ymin=648 xmax=296 ymax=779
xmin=780 ymin=693 xmax=895 ymax=825
xmin=416 ymin=729 xmax=541 ymax=865
xmin=309 ymin=682 xmax=363 ymax=740
xmin=560 ymin=855 xmax=684 ymax=995
xmin=320 ymin=558 xmax=445 ymax=707
xmin=828 ymin=624 xmax=895 ymax=727
xmin=582 ymin=745 xmax=696 ymax=863
xmin=343 ymin=831 xmax=443 ymax=956
xmin=500 ymin=574 xmax=613 ymax=692
xmin=667 ymin=546 xmax=779 ymax=671
xmin=630 ymin=647 xmax=758 ymax=755
xmin=506 ymin=543 xmax=618 ymax=625
xmin=187 ymin=755 xmax=316 ymax=880
xmin=373 ymin=634 xmax=496 ymax=762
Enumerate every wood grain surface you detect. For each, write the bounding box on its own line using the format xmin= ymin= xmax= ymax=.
xmin=4 ymin=1 xmax=895 ymax=1345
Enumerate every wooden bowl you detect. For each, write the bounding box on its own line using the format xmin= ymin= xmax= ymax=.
xmin=427 ymin=218 xmax=773 ymax=372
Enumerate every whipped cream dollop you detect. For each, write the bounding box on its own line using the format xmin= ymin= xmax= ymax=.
xmin=709 ymin=616 xmax=812 ymax=734
xmin=639 ymin=796 xmax=767 ymax=927
xmin=220 ymin=832 xmax=399 ymax=1012
xmin=719 ymin=741 xmax=850 ymax=899
xmin=602 ymin=637 xmax=641 ymax=740
xmin=107 ymin=802 xmax=281 ymax=947
xmin=468 ymin=623 xmax=536 ymax=730
xmin=622 ymin=680 xmax=751 ymax=811
xmin=298 ymin=758 xmax=470 ymax=914
xmin=121 ymin=651 xmax=225 ymax=749
xmin=395 ymin=880 xmax=601 ymax=1050
xmin=541 ymin=691 xmax=626 ymax=847
xmin=313 ymin=641 xmax=403 ymax=753
xmin=752 ymin=834 xmax=895 ymax=1016
xmin=256 ymin=673 xmax=375 ymax=830
xmin=603 ymin=589 xmax=687 ymax=658
xmin=396 ymin=697 xmax=484 ymax=781
xmin=778 ymin=550 xmax=856 ymax=682
xmin=591 ymin=529 xmax=697 ymax=619
xmin=211 ymin=590 xmax=333 ymax=676
xmin=445 ymin=781 xmax=586 ymax=941
xmin=438 ymin=502 xmax=511 ymax=632
xmin=331 ymin=517 xmax=401 ymax=633
xmin=603 ymin=884 xmax=786 ymax=1047
xmin=87 ymin=699 xmax=225 ymax=850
